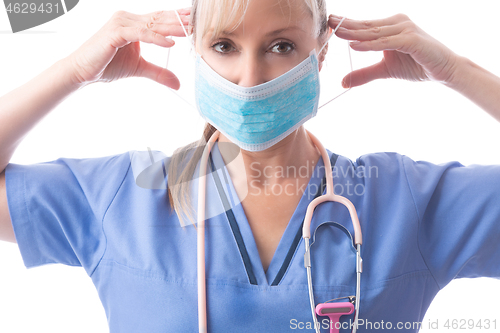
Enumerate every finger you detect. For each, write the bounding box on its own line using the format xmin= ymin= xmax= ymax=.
xmin=329 ymin=13 xmax=409 ymax=31
xmin=115 ymin=10 xmax=191 ymax=27
xmin=175 ymin=7 xmax=191 ymax=16
xmin=117 ymin=25 xmax=176 ymax=49
xmin=349 ymin=34 xmax=417 ymax=53
xmin=341 ymin=61 xmax=389 ymax=88
xmin=120 ymin=16 xmax=190 ymax=38
xmin=144 ymin=23 xmax=192 ymax=38
xmin=136 ymin=57 xmax=181 ymax=90
xmin=124 ymin=16 xmax=191 ymax=38
xmin=137 ymin=10 xmax=190 ymax=26
xmin=334 ymin=22 xmax=407 ymax=42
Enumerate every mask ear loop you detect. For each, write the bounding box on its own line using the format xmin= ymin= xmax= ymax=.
xmin=173 ymin=9 xmax=195 ymax=55
xmin=165 ymin=9 xmax=198 ymax=111
xmin=318 ymin=17 xmax=353 ymax=110
xmin=318 ymin=17 xmax=345 ymax=56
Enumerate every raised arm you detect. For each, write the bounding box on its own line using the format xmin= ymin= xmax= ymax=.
xmin=444 ymin=57 xmax=500 ymax=122
xmin=0 ymin=59 xmax=84 ymax=172
xmin=0 ymin=9 xmax=191 ymax=243
xmin=329 ymin=13 xmax=500 ymax=121
xmin=0 ymin=56 xmax=82 ymax=244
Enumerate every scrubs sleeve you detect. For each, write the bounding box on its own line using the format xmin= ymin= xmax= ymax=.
xmin=401 ymin=155 xmax=500 ymax=289
xmin=4 ymin=152 xmax=131 ymax=276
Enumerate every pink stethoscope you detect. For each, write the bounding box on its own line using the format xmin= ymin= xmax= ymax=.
xmin=196 ymin=129 xmax=363 ymax=333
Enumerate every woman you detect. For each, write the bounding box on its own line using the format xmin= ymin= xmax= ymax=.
xmin=0 ymin=0 xmax=499 ymax=332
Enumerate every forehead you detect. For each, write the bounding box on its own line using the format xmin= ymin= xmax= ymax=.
xmin=199 ymin=0 xmax=314 ymax=41
xmin=243 ymin=0 xmax=310 ymax=22
xmin=242 ymin=0 xmax=312 ymax=30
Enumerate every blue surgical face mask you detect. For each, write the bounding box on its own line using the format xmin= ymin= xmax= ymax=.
xmin=194 ymin=48 xmax=322 ymax=152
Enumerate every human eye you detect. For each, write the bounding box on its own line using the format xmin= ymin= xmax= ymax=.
xmin=210 ymin=40 xmax=236 ymax=54
xmin=269 ymin=40 xmax=295 ymax=55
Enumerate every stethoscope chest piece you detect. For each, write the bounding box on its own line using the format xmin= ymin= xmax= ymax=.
xmin=316 ymin=300 xmax=355 ymax=333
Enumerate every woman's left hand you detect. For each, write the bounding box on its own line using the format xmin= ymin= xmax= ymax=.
xmin=330 ymin=14 xmax=460 ymax=88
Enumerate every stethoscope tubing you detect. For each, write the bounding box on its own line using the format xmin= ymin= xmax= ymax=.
xmin=197 ymin=130 xmax=220 ymax=333
xmin=197 ymin=130 xmax=363 ymax=333
xmin=302 ymin=131 xmax=363 ymax=333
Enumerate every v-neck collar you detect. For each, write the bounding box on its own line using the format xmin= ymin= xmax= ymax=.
xmin=209 ymin=141 xmax=332 ymax=286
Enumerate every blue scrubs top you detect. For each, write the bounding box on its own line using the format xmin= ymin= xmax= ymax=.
xmin=5 ymin=142 xmax=500 ymax=332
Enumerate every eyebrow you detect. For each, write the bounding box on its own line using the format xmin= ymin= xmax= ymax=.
xmin=264 ymin=26 xmax=305 ymax=37
xmin=211 ymin=26 xmax=305 ymax=38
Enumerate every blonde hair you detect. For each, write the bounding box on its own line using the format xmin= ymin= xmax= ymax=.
xmin=167 ymin=0 xmax=328 ymax=226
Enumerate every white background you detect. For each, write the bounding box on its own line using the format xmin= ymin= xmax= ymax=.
xmin=1 ymin=0 xmax=500 ymax=332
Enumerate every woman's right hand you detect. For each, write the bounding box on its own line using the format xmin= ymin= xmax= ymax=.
xmin=67 ymin=8 xmax=191 ymax=89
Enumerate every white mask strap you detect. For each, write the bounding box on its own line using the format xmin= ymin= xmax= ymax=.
xmin=318 ymin=16 xmax=353 ymax=109
xmin=169 ymin=87 xmax=197 ymax=109
xmin=318 ymin=41 xmax=352 ymax=109
xmin=167 ymin=10 xmax=194 ymax=68
xmin=318 ymin=16 xmax=346 ymax=56
xmin=166 ymin=9 xmax=197 ymax=111
xmin=174 ymin=9 xmax=191 ymax=38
